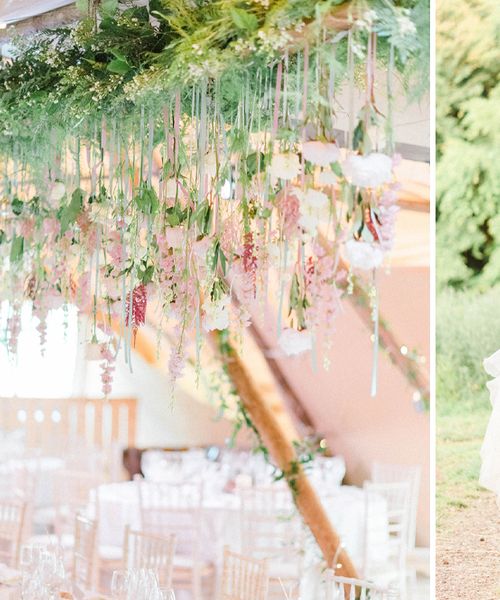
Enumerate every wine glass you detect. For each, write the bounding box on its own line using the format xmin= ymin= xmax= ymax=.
xmin=20 ymin=545 xmax=33 ymax=574
xmin=111 ymin=570 xmax=127 ymax=599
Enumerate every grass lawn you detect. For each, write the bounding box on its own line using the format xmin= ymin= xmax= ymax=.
xmin=437 ymin=409 xmax=490 ymax=528
xmin=436 ymin=288 xmax=499 ymax=530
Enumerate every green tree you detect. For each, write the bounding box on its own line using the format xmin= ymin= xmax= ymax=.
xmin=437 ymin=0 xmax=500 ymax=289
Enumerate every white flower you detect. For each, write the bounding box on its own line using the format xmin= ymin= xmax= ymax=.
xmin=49 ymin=181 xmax=66 ymax=202
xmin=317 ymin=170 xmax=337 ymax=186
xmin=202 ymin=295 xmax=231 ymax=332
xmin=270 ymin=153 xmax=301 ymax=181
xmin=278 ymin=328 xmax=312 ymax=356
xmin=342 ymin=153 xmax=393 ymax=188
xmin=299 ymin=212 xmax=321 ymax=235
xmin=302 ymin=141 xmax=340 ymax=167
xmin=345 ymin=240 xmax=384 ymax=270
xmin=298 ymin=188 xmax=329 ymax=234
xmin=85 ymin=342 xmax=102 ymax=361
xmin=302 ymin=188 xmax=329 ymax=209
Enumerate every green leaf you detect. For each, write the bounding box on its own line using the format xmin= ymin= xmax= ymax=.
xmin=60 ymin=188 xmax=84 ymax=234
xmin=138 ymin=261 xmax=154 ymax=285
xmin=246 ymin=151 xmax=265 ymax=178
xmin=110 ymin=48 xmax=128 ymax=62
xmin=219 ymin=247 xmax=227 ymax=275
xmin=10 ymin=235 xmax=24 ymax=263
xmin=352 ymin=121 xmax=365 ymax=152
xmin=212 ymin=240 xmax=220 ymax=273
xmin=229 ymin=7 xmax=258 ymax=31
xmin=135 ymin=185 xmax=159 ymax=215
xmin=11 ymin=197 xmax=23 ymax=216
xmin=100 ymin=0 xmax=118 ymax=16
xmin=107 ymin=58 xmax=131 ymax=75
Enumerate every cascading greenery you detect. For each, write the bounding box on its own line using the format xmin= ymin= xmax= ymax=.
xmin=0 ymin=0 xmax=428 ymax=151
xmin=437 ymin=0 xmax=500 ymax=289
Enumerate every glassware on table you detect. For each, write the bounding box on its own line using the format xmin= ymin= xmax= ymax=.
xmin=111 ymin=569 xmax=127 ymax=599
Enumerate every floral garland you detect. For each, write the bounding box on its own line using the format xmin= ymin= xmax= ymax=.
xmin=0 ymin=0 xmax=427 ymax=398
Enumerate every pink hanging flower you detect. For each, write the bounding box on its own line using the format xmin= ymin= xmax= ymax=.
xmin=277 ymin=188 xmax=300 ymax=239
xmin=242 ymin=232 xmax=257 ymax=298
xmin=378 ymin=183 xmax=401 ymax=252
xmin=220 ymin=215 xmax=240 ymax=256
xmin=20 ymin=218 xmax=34 ymax=240
xmin=99 ymin=342 xmax=116 ymax=397
xmin=6 ymin=306 xmax=21 ymax=357
xmin=125 ymin=284 xmax=148 ymax=344
xmin=108 ymin=231 xmax=125 ymax=269
xmin=42 ymin=217 xmax=60 ymax=238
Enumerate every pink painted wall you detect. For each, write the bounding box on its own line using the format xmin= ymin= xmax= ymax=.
xmin=254 ymin=266 xmax=430 ymax=546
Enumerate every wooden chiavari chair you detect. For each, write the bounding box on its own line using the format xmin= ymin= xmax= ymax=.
xmin=326 ymin=572 xmax=393 ymax=600
xmin=219 ymin=546 xmax=268 ymax=600
xmin=72 ymin=514 xmax=98 ymax=598
xmin=0 ymin=500 xmax=26 ymax=568
xmin=363 ymin=482 xmax=411 ymax=599
xmin=239 ymin=486 xmax=303 ymax=599
xmin=137 ymin=478 xmax=215 ymax=600
xmin=123 ymin=526 xmax=176 ymax=588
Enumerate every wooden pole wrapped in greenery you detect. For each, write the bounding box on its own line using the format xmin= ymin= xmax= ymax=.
xmin=211 ymin=330 xmax=358 ymax=579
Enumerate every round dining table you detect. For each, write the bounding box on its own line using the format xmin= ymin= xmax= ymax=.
xmin=91 ymin=481 xmax=389 ymax=568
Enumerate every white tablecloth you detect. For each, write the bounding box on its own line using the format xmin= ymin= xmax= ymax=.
xmin=91 ymin=482 xmax=388 ymax=567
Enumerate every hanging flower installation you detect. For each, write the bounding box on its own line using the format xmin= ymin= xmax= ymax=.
xmin=0 ymin=0 xmax=429 ymax=397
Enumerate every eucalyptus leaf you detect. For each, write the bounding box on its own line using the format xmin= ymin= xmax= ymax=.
xmin=229 ymin=7 xmax=258 ymax=32
xmin=107 ymin=58 xmax=131 ymax=75
xmin=10 ymin=235 xmax=24 ymax=263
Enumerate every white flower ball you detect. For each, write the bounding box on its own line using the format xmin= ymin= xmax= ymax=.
xmin=302 ymin=141 xmax=340 ymax=167
xmin=342 ymin=153 xmax=393 ymax=188
xmin=345 ymin=239 xmax=384 ymax=270
xmin=278 ymin=328 xmax=312 ymax=356
xmin=270 ymin=153 xmax=301 ymax=181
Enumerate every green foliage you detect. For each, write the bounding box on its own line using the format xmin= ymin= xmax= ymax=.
xmin=10 ymin=234 xmax=24 ymax=263
xmin=437 ymin=0 xmax=500 ymax=289
xmin=437 ymin=287 xmax=500 ymax=416
xmin=0 ymin=0 xmax=429 ymax=156
xmin=59 ymin=188 xmax=84 ymax=234
xmin=436 ymin=288 xmax=497 ymax=522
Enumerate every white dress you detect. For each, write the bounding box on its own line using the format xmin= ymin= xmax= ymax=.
xmin=480 ymin=349 xmax=500 ymax=504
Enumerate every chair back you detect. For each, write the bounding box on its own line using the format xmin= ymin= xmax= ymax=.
xmin=0 ymin=460 xmax=38 ymax=501
xmin=54 ymin=470 xmax=102 ymax=539
xmin=239 ymin=486 xmax=303 ymax=565
xmin=326 ymin=572 xmax=392 ymax=599
xmin=123 ymin=526 xmax=176 ymax=588
xmin=137 ymin=479 xmax=203 ymax=561
xmin=363 ymin=481 xmax=411 ymax=574
xmin=72 ymin=514 xmax=98 ymax=597
xmin=219 ymin=546 xmax=268 ymax=600
xmin=371 ymin=463 xmax=421 ymax=550
xmin=0 ymin=500 xmax=26 ymax=567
